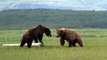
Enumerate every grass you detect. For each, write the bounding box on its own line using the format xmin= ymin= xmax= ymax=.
xmin=0 ymin=29 xmax=107 ymax=60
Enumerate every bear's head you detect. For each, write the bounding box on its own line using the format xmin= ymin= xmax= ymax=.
xmin=56 ymin=28 xmax=66 ymax=38
xmin=34 ymin=24 xmax=52 ymax=37
xmin=44 ymin=28 xmax=52 ymax=37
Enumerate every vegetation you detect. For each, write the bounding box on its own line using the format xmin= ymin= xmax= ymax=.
xmin=0 ymin=29 xmax=107 ymax=60
xmin=0 ymin=9 xmax=107 ymax=60
xmin=0 ymin=9 xmax=107 ymax=29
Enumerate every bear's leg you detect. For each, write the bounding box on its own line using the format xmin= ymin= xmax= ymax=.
xmin=27 ymin=39 xmax=33 ymax=48
xmin=38 ymin=35 xmax=43 ymax=43
xmin=20 ymin=36 xmax=26 ymax=47
xmin=60 ymin=38 xmax=65 ymax=46
xmin=77 ymin=40 xmax=83 ymax=47
xmin=20 ymin=40 xmax=26 ymax=47
xmin=38 ymin=35 xmax=44 ymax=47
xmin=34 ymin=38 xmax=38 ymax=43
xmin=68 ymin=40 xmax=73 ymax=47
xmin=72 ymin=40 xmax=77 ymax=47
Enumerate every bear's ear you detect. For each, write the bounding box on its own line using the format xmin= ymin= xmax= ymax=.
xmin=60 ymin=30 xmax=65 ymax=33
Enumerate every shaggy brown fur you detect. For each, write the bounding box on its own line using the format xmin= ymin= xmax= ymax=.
xmin=56 ymin=28 xmax=83 ymax=47
xmin=20 ymin=25 xmax=51 ymax=48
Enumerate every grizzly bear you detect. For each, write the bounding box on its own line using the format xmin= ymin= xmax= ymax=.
xmin=20 ymin=25 xmax=51 ymax=48
xmin=56 ymin=28 xmax=83 ymax=47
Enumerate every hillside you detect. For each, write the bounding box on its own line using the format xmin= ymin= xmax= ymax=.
xmin=0 ymin=9 xmax=107 ymax=29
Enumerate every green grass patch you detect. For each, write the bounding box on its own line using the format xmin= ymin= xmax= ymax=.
xmin=0 ymin=29 xmax=107 ymax=60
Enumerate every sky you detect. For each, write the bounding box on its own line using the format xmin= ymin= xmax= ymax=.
xmin=0 ymin=0 xmax=107 ymax=11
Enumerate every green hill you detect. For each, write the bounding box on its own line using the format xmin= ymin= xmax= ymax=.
xmin=0 ymin=9 xmax=107 ymax=29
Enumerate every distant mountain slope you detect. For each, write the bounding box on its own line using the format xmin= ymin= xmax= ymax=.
xmin=0 ymin=0 xmax=107 ymax=11
xmin=0 ymin=9 xmax=107 ymax=29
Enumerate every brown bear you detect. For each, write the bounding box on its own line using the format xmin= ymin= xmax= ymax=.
xmin=56 ymin=28 xmax=83 ymax=47
xmin=20 ymin=24 xmax=51 ymax=48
